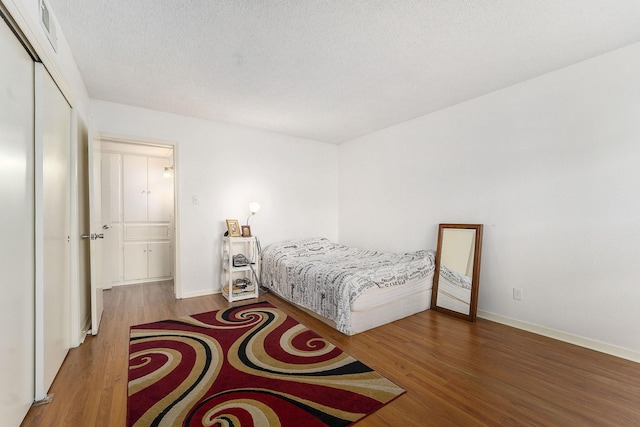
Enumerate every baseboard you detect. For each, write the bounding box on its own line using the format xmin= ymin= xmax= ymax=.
xmin=32 ymin=393 xmax=54 ymax=406
xmin=80 ymin=314 xmax=91 ymax=344
xmin=477 ymin=310 xmax=640 ymax=363
xmin=111 ymin=277 xmax=173 ymax=287
xmin=180 ymin=288 xmax=220 ymax=299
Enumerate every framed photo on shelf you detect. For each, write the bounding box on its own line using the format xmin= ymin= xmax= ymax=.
xmin=241 ymin=225 xmax=252 ymax=237
xmin=226 ymin=219 xmax=241 ymax=237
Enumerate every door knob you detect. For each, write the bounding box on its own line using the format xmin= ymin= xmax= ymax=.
xmin=81 ymin=233 xmax=104 ymax=240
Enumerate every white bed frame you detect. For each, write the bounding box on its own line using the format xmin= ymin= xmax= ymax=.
xmin=271 ymin=273 xmax=434 ymax=335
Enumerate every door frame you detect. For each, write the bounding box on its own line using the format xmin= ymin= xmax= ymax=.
xmin=95 ymin=133 xmax=181 ymax=298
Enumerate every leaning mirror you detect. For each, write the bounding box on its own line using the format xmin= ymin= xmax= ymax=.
xmin=431 ymin=224 xmax=483 ymax=321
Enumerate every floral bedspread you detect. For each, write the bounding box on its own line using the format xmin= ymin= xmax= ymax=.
xmin=260 ymin=237 xmax=435 ymax=334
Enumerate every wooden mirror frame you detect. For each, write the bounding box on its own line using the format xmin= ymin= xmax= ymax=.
xmin=431 ymin=223 xmax=483 ymax=321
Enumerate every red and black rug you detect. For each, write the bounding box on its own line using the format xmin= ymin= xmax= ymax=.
xmin=127 ymin=301 xmax=404 ymax=426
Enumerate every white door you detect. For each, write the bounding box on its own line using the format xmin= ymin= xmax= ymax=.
xmin=38 ymin=65 xmax=72 ymax=397
xmin=89 ymin=137 xmax=104 ymax=334
xmin=101 ymin=153 xmax=121 ymax=289
xmin=0 ymin=16 xmax=36 ymax=426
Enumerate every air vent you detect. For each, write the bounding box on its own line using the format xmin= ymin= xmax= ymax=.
xmin=39 ymin=0 xmax=57 ymax=51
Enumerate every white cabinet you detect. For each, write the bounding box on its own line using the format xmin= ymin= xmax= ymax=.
xmin=123 ymin=154 xmax=146 ymax=222
xmin=148 ymin=242 xmax=172 ymax=278
xmin=221 ymin=237 xmax=260 ymax=302
xmin=123 ymin=154 xmax=173 ymax=222
xmin=123 ymin=243 xmax=147 ymax=281
xmin=147 ymin=157 xmax=173 ymax=221
xmin=119 ymin=153 xmax=174 ymax=284
xmin=124 ymin=241 xmax=171 ymax=281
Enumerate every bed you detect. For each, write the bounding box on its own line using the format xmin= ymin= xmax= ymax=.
xmin=260 ymin=237 xmax=436 ymax=335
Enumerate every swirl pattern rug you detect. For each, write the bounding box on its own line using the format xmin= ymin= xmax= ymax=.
xmin=127 ymin=301 xmax=404 ymax=426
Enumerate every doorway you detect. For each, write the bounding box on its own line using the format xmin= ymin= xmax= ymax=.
xmin=97 ymin=136 xmax=178 ymax=294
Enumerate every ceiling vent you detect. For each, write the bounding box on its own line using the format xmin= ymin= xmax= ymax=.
xmin=39 ymin=0 xmax=57 ymax=52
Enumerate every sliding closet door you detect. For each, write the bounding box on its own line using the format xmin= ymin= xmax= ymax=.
xmin=36 ymin=65 xmax=72 ymax=398
xmin=0 ymin=15 xmax=35 ymax=426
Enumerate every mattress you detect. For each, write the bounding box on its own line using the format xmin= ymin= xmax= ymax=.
xmin=261 ymin=237 xmax=436 ymax=334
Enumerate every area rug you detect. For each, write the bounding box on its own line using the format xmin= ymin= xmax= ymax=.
xmin=127 ymin=301 xmax=404 ymax=426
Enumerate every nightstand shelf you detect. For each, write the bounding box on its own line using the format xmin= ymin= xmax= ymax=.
xmin=221 ymin=236 xmax=260 ymax=302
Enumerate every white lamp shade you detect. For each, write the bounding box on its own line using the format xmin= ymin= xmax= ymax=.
xmin=249 ymin=202 xmax=261 ymax=214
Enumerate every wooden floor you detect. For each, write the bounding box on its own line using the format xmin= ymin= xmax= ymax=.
xmin=21 ymin=281 xmax=640 ymax=426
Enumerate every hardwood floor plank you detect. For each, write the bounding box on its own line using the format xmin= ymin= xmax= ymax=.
xmin=20 ymin=281 xmax=640 ymax=426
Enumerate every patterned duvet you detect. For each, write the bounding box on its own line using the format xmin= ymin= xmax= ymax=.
xmin=261 ymin=237 xmax=435 ymax=334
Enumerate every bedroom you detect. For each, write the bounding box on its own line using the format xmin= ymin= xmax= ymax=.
xmin=87 ymin=1 xmax=640 ymax=359
xmin=2 ymin=0 xmax=640 ymax=425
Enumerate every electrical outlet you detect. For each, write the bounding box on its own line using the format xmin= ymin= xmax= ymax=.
xmin=513 ymin=288 xmax=522 ymax=301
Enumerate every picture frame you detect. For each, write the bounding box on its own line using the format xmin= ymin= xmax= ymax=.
xmin=225 ymin=219 xmax=241 ymax=237
xmin=241 ymin=225 xmax=252 ymax=237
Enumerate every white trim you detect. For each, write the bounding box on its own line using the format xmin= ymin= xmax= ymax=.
xmin=478 ymin=310 xmax=640 ymax=364
xmin=110 ymin=278 xmax=173 ymax=287
xmin=69 ymin=109 xmax=80 ymax=347
xmin=33 ymin=62 xmax=45 ymax=401
xmin=180 ymin=289 xmax=219 ymax=299
xmin=97 ymin=132 xmax=175 ymax=149
xmin=172 ymin=143 xmax=181 ymax=299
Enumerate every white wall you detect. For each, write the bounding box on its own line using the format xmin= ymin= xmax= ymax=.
xmin=339 ymin=42 xmax=640 ymax=355
xmin=91 ymin=101 xmax=339 ymax=297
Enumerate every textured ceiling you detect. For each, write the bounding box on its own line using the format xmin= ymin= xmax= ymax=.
xmin=48 ymin=1 xmax=640 ymax=144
